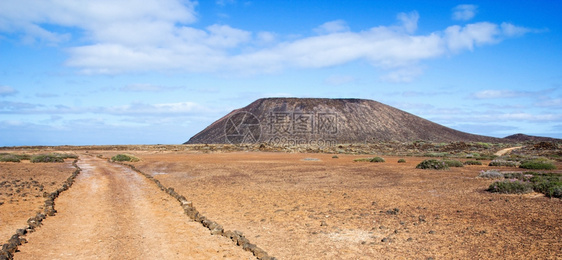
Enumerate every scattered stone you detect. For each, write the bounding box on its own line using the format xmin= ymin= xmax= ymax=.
xmin=381 ymin=237 xmax=392 ymax=243
xmin=386 ymin=208 xmax=400 ymax=215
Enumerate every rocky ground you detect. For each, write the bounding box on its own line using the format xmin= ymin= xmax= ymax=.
xmin=0 ymin=144 xmax=560 ymax=259
xmin=131 ymin=151 xmax=561 ymax=259
xmin=0 ymin=160 xmax=75 ymax=245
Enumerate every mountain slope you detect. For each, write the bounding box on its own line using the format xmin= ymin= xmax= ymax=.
xmin=185 ymin=98 xmax=502 ymax=144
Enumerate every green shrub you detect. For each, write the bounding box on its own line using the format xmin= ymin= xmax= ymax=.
xmin=488 ymin=160 xmax=519 ymax=167
xmin=423 ymin=152 xmax=449 ymax=158
xmin=529 ymin=174 xmax=562 ymax=197
xmin=354 ymin=157 xmax=385 ymax=163
xmin=488 ymin=180 xmax=533 ymax=194
xmin=478 ymin=170 xmax=503 ymax=179
xmin=474 ymin=155 xmax=498 ymax=160
xmin=332 ymin=155 xmax=339 ymax=159
xmin=31 ymin=154 xmax=65 ymax=163
xmin=485 ymin=171 xmax=562 ymax=197
xmin=519 ymin=160 xmax=556 ymax=170
xmin=503 ymin=172 xmax=529 ymax=180
xmin=0 ymin=154 xmax=21 ymax=162
xmin=416 ymin=159 xmax=449 ymax=170
xmin=111 ymin=154 xmax=140 ymax=162
xmin=397 ymin=158 xmax=406 ymax=163
xmin=369 ymin=157 xmax=385 ymax=163
xmin=463 ymin=160 xmax=482 ymax=165
xmin=548 ymin=186 xmax=562 ymax=198
xmin=444 ymin=160 xmax=463 ymax=167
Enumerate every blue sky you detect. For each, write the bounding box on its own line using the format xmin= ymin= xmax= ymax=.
xmin=0 ymin=0 xmax=561 ymax=146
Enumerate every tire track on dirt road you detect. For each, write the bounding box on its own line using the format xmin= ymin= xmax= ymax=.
xmin=15 ymin=156 xmax=256 ymax=260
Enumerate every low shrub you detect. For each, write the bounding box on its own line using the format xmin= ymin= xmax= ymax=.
xmin=423 ymin=152 xmax=449 ymax=158
xmin=519 ymin=160 xmax=556 ymax=170
xmin=503 ymin=172 xmax=530 ymax=180
xmin=354 ymin=157 xmax=385 ymax=163
xmin=0 ymin=154 xmax=21 ymax=162
xmin=478 ymin=170 xmax=503 ymax=179
xmin=111 ymin=154 xmax=140 ymax=162
xmin=397 ymin=158 xmax=406 ymax=163
xmin=332 ymin=155 xmax=339 ymax=159
xmin=485 ymin=171 xmax=562 ymax=198
xmin=487 ymin=180 xmax=533 ymax=194
xmin=416 ymin=159 xmax=449 ymax=170
xmin=463 ymin=160 xmax=482 ymax=165
xmin=548 ymin=186 xmax=562 ymax=198
xmin=529 ymin=174 xmax=562 ymax=198
xmin=474 ymin=155 xmax=498 ymax=160
xmin=31 ymin=154 xmax=65 ymax=163
xmin=444 ymin=160 xmax=464 ymax=167
xmin=488 ymin=160 xmax=519 ymax=167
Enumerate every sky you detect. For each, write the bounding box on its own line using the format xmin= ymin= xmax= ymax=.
xmin=0 ymin=0 xmax=561 ymax=146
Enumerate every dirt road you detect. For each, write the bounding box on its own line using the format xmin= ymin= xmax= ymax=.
xmin=15 ymin=155 xmax=255 ymax=259
xmin=494 ymin=146 xmax=523 ymax=156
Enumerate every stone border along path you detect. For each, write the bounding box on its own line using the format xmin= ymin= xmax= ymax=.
xmin=118 ymin=162 xmax=276 ymax=260
xmin=0 ymin=160 xmax=82 ymax=260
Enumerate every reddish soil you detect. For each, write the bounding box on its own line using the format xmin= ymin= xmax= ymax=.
xmin=0 ymin=160 xmax=75 ymax=244
xmin=130 ymin=152 xmax=562 ymax=259
xmin=2 ymin=149 xmax=561 ymax=259
xmin=14 ymin=155 xmax=255 ymax=259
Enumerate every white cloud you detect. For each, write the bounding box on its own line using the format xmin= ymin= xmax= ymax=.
xmin=0 ymin=86 xmax=18 ymax=96
xmin=216 ymin=0 xmax=236 ymax=7
xmin=256 ymin=31 xmax=277 ymax=44
xmin=495 ymin=113 xmax=562 ymax=122
xmin=501 ymin=22 xmax=532 ymax=37
xmin=471 ymin=89 xmax=553 ymax=99
xmin=444 ymin=22 xmax=500 ymax=51
xmin=0 ymin=2 xmax=537 ymax=82
xmin=536 ymin=98 xmax=562 ymax=108
xmin=396 ymin=11 xmax=419 ymax=34
xmin=314 ymin=20 xmax=350 ymax=34
xmin=0 ymin=0 xmax=197 ymax=45
xmin=452 ymin=4 xmax=478 ymax=21
xmin=472 ymin=90 xmax=522 ymax=99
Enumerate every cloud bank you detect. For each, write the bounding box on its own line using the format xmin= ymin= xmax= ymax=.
xmin=0 ymin=1 xmax=535 ymax=82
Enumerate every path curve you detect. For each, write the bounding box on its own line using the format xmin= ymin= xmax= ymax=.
xmin=494 ymin=146 xmax=523 ymax=156
xmin=15 ymin=155 xmax=255 ymax=260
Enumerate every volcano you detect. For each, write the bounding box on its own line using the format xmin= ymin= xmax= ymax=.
xmin=185 ymin=98 xmax=501 ymax=145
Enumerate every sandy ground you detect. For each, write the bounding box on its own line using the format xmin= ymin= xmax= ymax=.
xmin=14 ymin=155 xmax=255 ymax=260
xmin=0 ymin=161 xmax=75 ymax=244
xmin=2 ymin=150 xmax=561 ymax=259
xmin=130 ymin=152 xmax=562 ymax=259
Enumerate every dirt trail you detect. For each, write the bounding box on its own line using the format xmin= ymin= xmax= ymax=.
xmin=494 ymin=146 xmax=523 ymax=156
xmin=15 ymin=156 xmax=255 ymax=260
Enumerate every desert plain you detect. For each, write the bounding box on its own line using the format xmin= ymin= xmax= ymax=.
xmin=0 ymin=144 xmax=561 ymax=259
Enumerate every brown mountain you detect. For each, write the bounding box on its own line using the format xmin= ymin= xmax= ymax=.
xmin=503 ymin=133 xmax=561 ymax=142
xmin=185 ymin=98 xmax=502 ymax=145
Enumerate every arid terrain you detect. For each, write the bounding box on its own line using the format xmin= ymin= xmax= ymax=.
xmin=1 ymin=144 xmax=561 ymax=259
